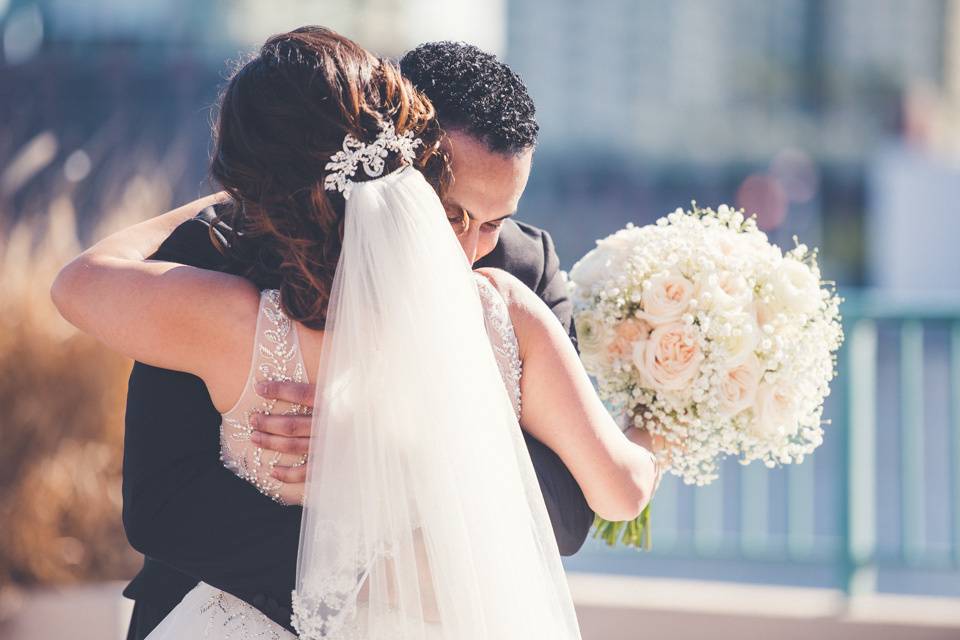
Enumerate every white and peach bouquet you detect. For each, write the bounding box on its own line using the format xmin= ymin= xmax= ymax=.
xmin=570 ymin=204 xmax=843 ymax=549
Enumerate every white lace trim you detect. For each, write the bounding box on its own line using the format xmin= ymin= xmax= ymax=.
xmin=291 ymin=519 xmax=394 ymax=640
xmin=475 ymin=274 xmax=523 ymax=417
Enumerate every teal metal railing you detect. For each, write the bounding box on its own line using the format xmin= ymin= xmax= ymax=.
xmin=840 ymin=291 xmax=960 ymax=594
xmin=573 ymin=290 xmax=960 ymax=596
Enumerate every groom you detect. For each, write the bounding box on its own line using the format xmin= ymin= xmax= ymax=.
xmin=122 ymin=42 xmax=592 ymax=639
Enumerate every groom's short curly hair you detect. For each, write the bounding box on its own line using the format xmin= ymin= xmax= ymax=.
xmin=400 ymin=42 xmax=538 ymax=154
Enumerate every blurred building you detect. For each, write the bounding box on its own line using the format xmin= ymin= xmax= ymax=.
xmin=865 ymin=1 xmax=960 ymax=293
xmin=507 ymin=0 xmax=813 ymax=159
xmin=825 ymin=0 xmax=944 ymax=86
xmin=504 ymin=0 xmax=959 ymax=291
xmin=28 ymin=0 xmax=505 ymax=58
xmin=868 ymin=145 xmax=960 ymax=292
xmin=0 ymin=0 xmax=506 ymax=235
xmin=506 ymin=0 xmax=951 ymax=162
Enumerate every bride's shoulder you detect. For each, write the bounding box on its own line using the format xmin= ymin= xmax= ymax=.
xmin=473 ymin=267 xmax=552 ymax=331
xmin=474 ymin=267 xmax=523 ymax=302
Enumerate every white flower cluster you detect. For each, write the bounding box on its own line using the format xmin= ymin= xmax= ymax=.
xmin=569 ymin=204 xmax=844 ymax=485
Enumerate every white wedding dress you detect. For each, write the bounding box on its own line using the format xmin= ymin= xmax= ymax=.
xmin=146 ymin=166 xmax=582 ymax=640
xmin=146 ymin=275 xmax=524 ymax=640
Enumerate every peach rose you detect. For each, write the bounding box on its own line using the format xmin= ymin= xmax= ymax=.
xmin=638 ymin=321 xmax=704 ymax=391
xmin=716 ymin=354 xmax=762 ymax=417
xmin=609 ymin=318 xmax=653 ymax=359
xmin=752 ymin=298 xmax=776 ymax=330
xmin=638 ymin=272 xmax=694 ymax=325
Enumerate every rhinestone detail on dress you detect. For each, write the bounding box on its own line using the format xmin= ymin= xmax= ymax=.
xmin=220 ymin=289 xmax=309 ymax=504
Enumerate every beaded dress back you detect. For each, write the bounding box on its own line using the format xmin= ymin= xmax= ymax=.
xmin=219 ymin=289 xmax=311 ymax=504
xmin=219 ymin=276 xmax=522 ymax=503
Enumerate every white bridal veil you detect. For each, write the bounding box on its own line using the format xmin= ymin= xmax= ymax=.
xmin=291 ymin=165 xmax=582 ymax=639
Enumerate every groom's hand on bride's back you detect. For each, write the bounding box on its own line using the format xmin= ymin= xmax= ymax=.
xmin=252 ymin=380 xmax=316 ymax=484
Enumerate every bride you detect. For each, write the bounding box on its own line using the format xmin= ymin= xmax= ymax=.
xmin=51 ymin=26 xmax=659 ymax=639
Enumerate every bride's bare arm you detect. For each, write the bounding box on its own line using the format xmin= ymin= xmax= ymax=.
xmin=50 ymin=193 xmax=259 ymax=392
xmin=478 ymin=268 xmax=658 ymax=522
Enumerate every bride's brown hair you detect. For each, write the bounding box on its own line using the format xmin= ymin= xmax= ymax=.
xmin=209 ymin=26 xmax=450 ymax=329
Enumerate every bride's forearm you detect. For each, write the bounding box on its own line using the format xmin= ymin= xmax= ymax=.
xmin=50 ymin=190 xmax=253 ymax=377
xmin=50 ymin=191 xmax=231 ymax=354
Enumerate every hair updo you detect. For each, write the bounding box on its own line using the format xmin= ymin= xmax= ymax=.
xmin=209 ymin=26 xmax=450 ymax=329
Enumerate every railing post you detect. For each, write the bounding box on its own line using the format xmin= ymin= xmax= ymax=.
xmin=693 ymin=474 xmax=724 ymax=556
xmin=787 ymin=458 xmax=816 ymax=560
xmin=740 ymin=462 xmax=769 ymax=559
xmin=844 ymin=318 xmax=878 ymax=595
xmin=900 ymin=321 xmax=926 ymax=565
xmin=952 ymin=322 xmax=960 ymax=569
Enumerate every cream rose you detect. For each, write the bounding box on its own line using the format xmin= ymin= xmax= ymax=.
xmin=600 ymin=229 xmax=639 ymax=256
xmin=711 ymin=228 xmax=742 ymax=258
xmin=640 ymin=321 xmax=704 ymax=391
xmin=770 ymin=258 xmax=820 ymax=316
xmin=717 ymin=313 xmax=760 ymax=365
xmin=751 ymin=379 xmax=801 ymax=439
xmin=639 ymin=272 xmax=695 ymax=325
xmin=575 ymin=310 xmax=612 ymax=365
xmin=569 ymin=245 xmax=614 ymax=291
xmin=696 ymin=270 xmax=753 ymax=311
xmin=716 ymin=354 xmax=762 ymax=417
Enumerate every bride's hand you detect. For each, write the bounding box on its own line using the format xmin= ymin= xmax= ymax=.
xmin=250 ymin=380 xmax=317 ymax=484
xmin=625 ymin=408 xmax=682 ymax=463
xmin=623 ymin=424 xmax=666 ymax=455
xmin=623 ymin=421 xmax=670 ymax=496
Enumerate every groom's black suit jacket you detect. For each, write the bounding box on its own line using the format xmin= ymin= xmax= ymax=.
xmin=121 ymin=204 xmax=593 ymax=638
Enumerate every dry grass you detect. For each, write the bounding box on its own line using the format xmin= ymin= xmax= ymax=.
xmin=0 ymin=146 xmax=176 ymax=593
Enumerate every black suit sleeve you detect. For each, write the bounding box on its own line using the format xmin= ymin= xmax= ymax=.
xmin=532 ymin=229 xmax=578 ymax=351
xmin=122 ymin=212 xmax=300 ymax=631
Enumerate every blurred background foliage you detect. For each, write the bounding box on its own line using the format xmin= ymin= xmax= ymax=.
xmin=0 ymin=167 xmax=173 ymax=594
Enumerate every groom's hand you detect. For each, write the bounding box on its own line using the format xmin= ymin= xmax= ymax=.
xmin=251 ymin=381 xmax=317 ymax=484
